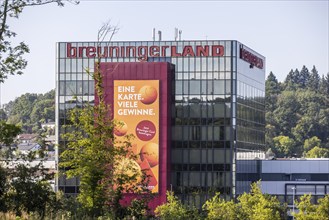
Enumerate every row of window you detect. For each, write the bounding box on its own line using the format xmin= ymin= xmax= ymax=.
xmin=59 ymin=80 xmax=94 ymax=96
xmin=175 ymin=71 xmax=231 ymax=80
xmin=172 ymin=171 xmax=231 ymax=187
xmin=237 ymin=173 xmax=329 ymax=181
xmin=171 ymin=163 xmax=231 ymax=171
xmin=173 ymin=118 xmax=231 ymax=126
xmin=172 ymin=149 xmax=231 ymax=164
xmin=237 ymin=127 xmax=265 ymax=144
xmin=172 ymin=125 xmax=231 ymax=141
xmin=175 ymin=79 xmax=231 ymax=95
xmin=174 ymin=103 xmax=231 ymax=118
xmin=172 ymin=141 xmax=231 ymax=149
xmin=237 ymin=104 xmax=265 ymax=125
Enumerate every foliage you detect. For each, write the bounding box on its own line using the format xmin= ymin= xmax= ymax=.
xmin=0 ymin=120 xmax=21 ymax=147
xmin=272 ymin=135 xmax=296 ymax=157
xmin=266 ymin=67 xmax=329 ymax=157
xmin=0 ymin=0 xmax=78 ymax=83
xmin=305 ymin=146 xmax=329 ymax=158
xmin=155 ymin=191 xmax=200 ymax=220
xmin=60 ymin=60 xmax=152 ymax=218
xmin=3 ymin=90 xmax=55 ymax=133
xmin=303 ymin=136 xmax=321 ymax=152
xmin=293 ymin=194 xmax=329 ymax=220
xmin=237 ymin=181 xmax=285 ymax=220
xmin=202 ymin=193 xmax=237 ymax=220
xmin=0 ymin=142 xmax=57 ymax=217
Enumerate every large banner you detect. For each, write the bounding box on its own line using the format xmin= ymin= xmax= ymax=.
xmin=114 ymin=80 xmax=159 ymax=193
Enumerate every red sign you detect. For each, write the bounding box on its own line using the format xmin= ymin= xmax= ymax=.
xmin=240 ymin=47 xmax=264 ymax=69
xmin=66 ymin=43 xmax=224 ymax=59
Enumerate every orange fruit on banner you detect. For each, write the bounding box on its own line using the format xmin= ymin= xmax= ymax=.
xmin=114 ymin=120 xmax=128 ymax=136
xmin=139 ymin=85 xmax=158 ymax=105
xmin=140 ymin=142 xmax=159 ymax=167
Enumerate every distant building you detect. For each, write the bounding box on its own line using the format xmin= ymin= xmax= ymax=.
xmin=237 ymin=158 xmax=329 ymax=216
xmin=17 ymin=142 xmax=41 ymax=155
xmin=17 ymin=134 xmax=37 ymax=144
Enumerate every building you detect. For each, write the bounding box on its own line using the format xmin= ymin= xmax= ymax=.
xmin=237 ymin=158 xmax=329 ymax=216
xmin=56 ymin=40 xmax=265 ymax=207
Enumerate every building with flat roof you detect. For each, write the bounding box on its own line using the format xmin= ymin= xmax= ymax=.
xmin=237 ymin=158 xmax=329 ymax=217
xmin=56 ymin=40 xmax=265 ymax=207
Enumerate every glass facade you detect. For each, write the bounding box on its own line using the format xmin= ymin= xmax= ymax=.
xmin=56 ymin=40 xmax=265 ymax=206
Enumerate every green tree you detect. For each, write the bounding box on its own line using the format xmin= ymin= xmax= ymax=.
xmin=316 ymin=195 xmax=329 ymax=220
xmin=298 ymin=65 xmax=310 ymax=89
xmin=273 ymin=91 xmax=299 ymax=136
xmin=4 ymin=90 xmax=55 ymax=133
xmin=155 ymin=191 xmax=200 ymax=220
xmin=0 ymin=0 xmax=78 ymax=82
xmin=265 ymin=71 xmax=281 ymax=112
xmin=0 ymin=165 xmax=9 ymax=212
xmin=307 ymin=66 xmax=320 ymax=90
xmin=293 ymin=194 xmax=329 ymax=220
xmin=237 ymin=181 xmax=285 ymax=220
xmin=303 ymin=136 xmax=321 ymax=152
xmin=273 ymin=135 xmax=296 ymax=157
xmin=6 ymin=158 xmax=55 ymax=217
xmin=203 ymin=193 xmax=237 ymax=220
xmin=305 ymin=146 xmax=329 ymax=158
xmin=60 ymin=51 xmax=151 ymax=218
xmin=319 ymin=73 xmax=329 ymax=96
xmin=0 ymin=109 xmax=7 ymax=120
xmin=284 ymin=69 xmax=299 ymax=90
xmin=293 ymin=194 xmax=317 ymax=220
xmin=0 ymin=120 xmax=21 ymax=147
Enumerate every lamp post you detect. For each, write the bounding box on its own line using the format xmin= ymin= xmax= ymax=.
xmin=292 ymin=186 xmax=296 ymax=219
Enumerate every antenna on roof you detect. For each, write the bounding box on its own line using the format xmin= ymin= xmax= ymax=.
xmin=179 ymin=30 xmax=182 ymax=41
xmin=152 ymin=28 xmax=156 ymax=41
xmin=175 ymin=28 xmax=178 ymax=41
xmin=158 ymin=30 xmax=162 ymax=41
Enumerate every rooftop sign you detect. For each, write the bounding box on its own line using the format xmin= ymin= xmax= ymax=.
xmin=66 ymin=43 xmax=224 ymax=60
xmin=240 ymin=46 xmax=264 ymax=69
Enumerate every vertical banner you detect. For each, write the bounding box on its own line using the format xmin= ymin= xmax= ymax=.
xmin=114 ymin=80 xmax=159 ymax=193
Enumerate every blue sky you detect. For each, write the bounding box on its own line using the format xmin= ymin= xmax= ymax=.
xmin=1 ymin=0 xmax=328 ymax=104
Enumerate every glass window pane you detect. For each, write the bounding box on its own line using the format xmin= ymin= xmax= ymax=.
xmin=214 ymin=80 xmax=225 ymax=94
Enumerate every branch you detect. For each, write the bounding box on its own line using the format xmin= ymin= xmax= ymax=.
xmin=0 ymin=0 xmax=80 ymax=19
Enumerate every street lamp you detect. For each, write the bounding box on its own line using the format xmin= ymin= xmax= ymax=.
xmin=292 ymin=186 xmax=296 ymax=220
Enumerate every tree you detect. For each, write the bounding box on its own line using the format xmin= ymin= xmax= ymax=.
xmin=319 ymin=73 xmax=329 ymax=96
xmin=265 ymin=71 xmax=281 ymax=112
xmin=0 ymin=120 xmax=21 ymax=147
xmin=303 ymin=136 xmax=321 ymax=152
xmin=60 ymin=22 xmax=152 ymax=219
xmin=293 ymin=194 xmax=320 ymax=220
xmin=0 ymin=109 xmax=7 ymax=120
xmin=0 ymin=0 xmax=78 ymax=82
xmin=273 ymin=91 xmax=299 ymax=136
xmin=203 ymin=193 xmax=237 ymax=220
xmin=155 ymin=191 xmax=200 ymax=220
xmin=307 ymin=66 xmax=320 ymax=91
xmin=237 ymin=181 xmax=285 ymax=220
xmin=298 ymin=65 xmax=310 ymax=89
xmin=305 ymin=146 xmax=329 ymax=158
xmin=273 ymin=136 xmax=296 ymax=158
xmin=4 ymin=90 xmax=55 ymax=133
xmin=316 ymin=195 xmax=329 ymax=220
xmin=6 ymin=157 xmax=56 ymax=217
xmin=284 ymin=69 xmax=299 ymax=90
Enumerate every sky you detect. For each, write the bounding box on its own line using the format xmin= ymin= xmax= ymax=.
xmin=0 ymin=0 xmax=328 ymax=105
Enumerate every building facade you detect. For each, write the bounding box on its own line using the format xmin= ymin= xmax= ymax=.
xmin=237 ymin=159 xmax=329 ymax=216
xmin=56 ymin=40 xmax=265 ymax=206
